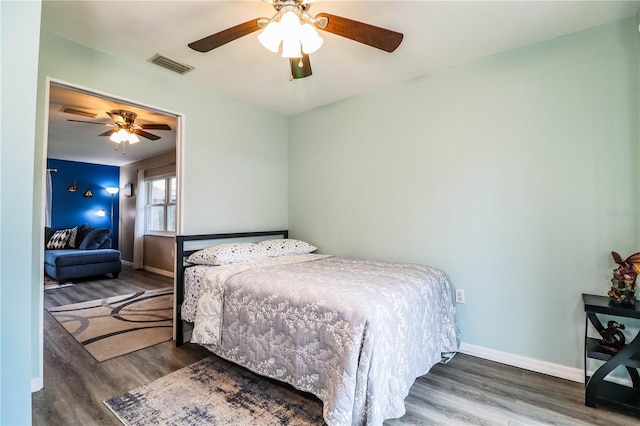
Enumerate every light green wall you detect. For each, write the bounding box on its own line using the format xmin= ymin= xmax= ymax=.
xmin=289 ymin=18 xmax=640 ymax=369
xmin=1 ymin=1 xmax=41 ymax=424
xmin=30 ymin=30 xmax=288 ymax=392
xmin=36 ymin=32 xmax=289 ymax=235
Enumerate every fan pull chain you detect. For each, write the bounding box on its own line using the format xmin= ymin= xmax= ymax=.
xmin=114 ymin=142 xmax=126 ymax=155
xmin=290 ymin=58 xmax=305 ymax=81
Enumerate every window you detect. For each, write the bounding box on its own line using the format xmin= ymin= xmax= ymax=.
xmin=145 ymin=176 xmax=176 ymax=233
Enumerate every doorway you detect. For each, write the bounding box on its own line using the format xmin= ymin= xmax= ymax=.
xmin=39 ymin=78 xmax=183 ymax=387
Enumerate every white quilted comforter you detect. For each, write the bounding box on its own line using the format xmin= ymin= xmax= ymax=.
xmin=183 ymin=254 xmax=459 ymax=425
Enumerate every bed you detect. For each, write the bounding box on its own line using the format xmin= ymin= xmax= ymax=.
xmin=175 ymin=230 xmax=459 ymax=425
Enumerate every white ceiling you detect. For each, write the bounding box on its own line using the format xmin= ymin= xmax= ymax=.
xmin=47 ymin=84 xmax=178 ymax=166
xmin=42 ymin=0 xmax=639 ymax=166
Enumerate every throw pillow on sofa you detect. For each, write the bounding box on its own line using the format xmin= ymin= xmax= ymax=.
xmin=44 ymin=227 xmax=57 ymax=248
xmin=45 ymin=225 xmax=87 ymax=249
xmin=65 ymin=226 xmax=79 ymax=248
xmin=73 ymin=223 xmax=93 ymax=248
xmin=46 ymin=228 xmax=73 ymax=249
xmin=79 ymin=228 xmax=111 ymax=250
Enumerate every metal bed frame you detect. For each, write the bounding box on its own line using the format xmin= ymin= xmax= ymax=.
xmin=174 ymin=230 xmax=288 ymax=345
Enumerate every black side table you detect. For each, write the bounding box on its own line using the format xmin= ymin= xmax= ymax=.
xmin=583 ymin=293 xmax=640 ymax=415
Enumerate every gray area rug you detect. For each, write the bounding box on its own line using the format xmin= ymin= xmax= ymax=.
xmin=104 ymin=355 xmax=325 ymax=425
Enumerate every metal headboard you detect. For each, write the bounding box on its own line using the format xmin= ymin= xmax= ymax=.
xmin=174 ymin=230 xmax=288 ymax=345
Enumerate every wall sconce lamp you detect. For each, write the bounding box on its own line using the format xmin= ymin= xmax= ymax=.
xmin=68 ymin=181 xmax=78 ymax=192
xmin=83 ymin=188 xmax=93 ymax=198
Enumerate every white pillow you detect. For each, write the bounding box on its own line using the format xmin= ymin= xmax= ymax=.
xmin=258 ymin=239 xmax=317 ymax=257
xmin=186 ymin=243 xmax=268 ymax=266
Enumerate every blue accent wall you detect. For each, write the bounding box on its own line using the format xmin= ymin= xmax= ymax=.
xmin=47 ymin=159 xmax=120 ymax=249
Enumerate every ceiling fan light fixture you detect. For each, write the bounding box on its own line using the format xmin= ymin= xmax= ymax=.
xmin=128 ymin=132 xmax=140 ymax=144
xmin=257 ymin=5 xmax=324 ymax=59
xmin=258 ymin=21 xmax=282 ymax=52
xmin=110 ymin=127 xmax=140 ymax=144
xmin=110 ymin=128 xmax=129 ymax=143
xmin=300 ymin=23 xmax=323 ymax=54
xmin=279 ymin=10 xmax=300 ymax=34
xmin=281 ymin=37 xmax=302 ymax=58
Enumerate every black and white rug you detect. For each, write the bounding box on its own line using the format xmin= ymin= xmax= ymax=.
xmin=104 ymin=356 xmax=325 ymax=425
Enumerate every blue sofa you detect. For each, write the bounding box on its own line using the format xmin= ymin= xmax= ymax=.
xmin=44 ymin=225 xmax=122 ymax=283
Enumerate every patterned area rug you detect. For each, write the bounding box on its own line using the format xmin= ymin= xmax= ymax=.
xmin=104 ymin=356 xmax=325 ymax=425
xmin=48 ymin=288 xmax=173 ymax=362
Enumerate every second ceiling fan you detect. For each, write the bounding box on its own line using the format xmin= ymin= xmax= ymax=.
xmin=68 ymin=110 xmax=172 ymax=141
xmin=188 ymin=0 xmax=403 ymax=79
xmin=68 ymin=110 xmax=172 ymax=154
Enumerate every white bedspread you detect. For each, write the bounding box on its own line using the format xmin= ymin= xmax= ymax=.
xmin=191 ymin=254 xmax=334 ymax=345
xmin=186 ymin=254 xmax=459 ymax=425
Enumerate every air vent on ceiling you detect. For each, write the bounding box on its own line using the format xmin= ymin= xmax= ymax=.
xmin=59 ymin=106 xmax=97 ymax=118
xmin=149 ymin=54 xmax=195 ymax=75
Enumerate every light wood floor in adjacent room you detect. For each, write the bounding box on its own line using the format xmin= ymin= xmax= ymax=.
xmin=33 ymin=267 xmax=638 ymax=425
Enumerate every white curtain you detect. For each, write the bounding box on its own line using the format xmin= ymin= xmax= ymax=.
xmin=45 ymin=170 xmax=52 ymax=227
xmin=133 ymin=169 xmax=146 ymax=269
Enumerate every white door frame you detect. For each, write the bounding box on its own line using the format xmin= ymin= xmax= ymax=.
xmin=35 ymin=77 xmax=184 ymax=391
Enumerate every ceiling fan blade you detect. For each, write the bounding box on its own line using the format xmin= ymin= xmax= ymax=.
xmin=134 ymin=129 xmax=161 ymax=141
xmin=188 ymin=19 xmax=263 ymax=53
xmin=315 ymin=13 xmax=403 ymax=53
xmin=98 ymin=129 xmax=117 ymax=137
xmin=139 ymin=123 xmax=172 ymax=130
xmin=289 ymin=54 xmax=312 ymax=79
xmin=106 ymin=111 xmax=127 ymax=125
xmin=67 ymin=119 xmax=112 ymax=126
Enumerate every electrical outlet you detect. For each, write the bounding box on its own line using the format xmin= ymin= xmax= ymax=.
xmin=455 ymin=289 xmax=465 ymax=304
xmin=171 ymin=250 xmax=175 ymax=258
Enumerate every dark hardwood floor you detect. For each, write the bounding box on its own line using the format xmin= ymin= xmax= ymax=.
xmin=34 ymin=266 xmax=212 ymax=426
xmin=33 ymin=266 xmax=638 ymax=425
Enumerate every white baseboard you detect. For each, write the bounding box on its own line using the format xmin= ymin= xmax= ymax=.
xmin=459 ymin=342 xmax=584 ymax=383
xmin=31 ymin=377 xmax=43 ymax=393
xmin=121 ymin=259 xmax=133 ymax=267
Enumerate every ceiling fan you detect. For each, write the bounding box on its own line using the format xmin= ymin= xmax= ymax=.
xmin=68 ymin=110 xmax=172 ymax=141
xmin=67 ymin=110 xmax=172 ymax=154
xmin=188 ymin=0 xmax=403 ymax=79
